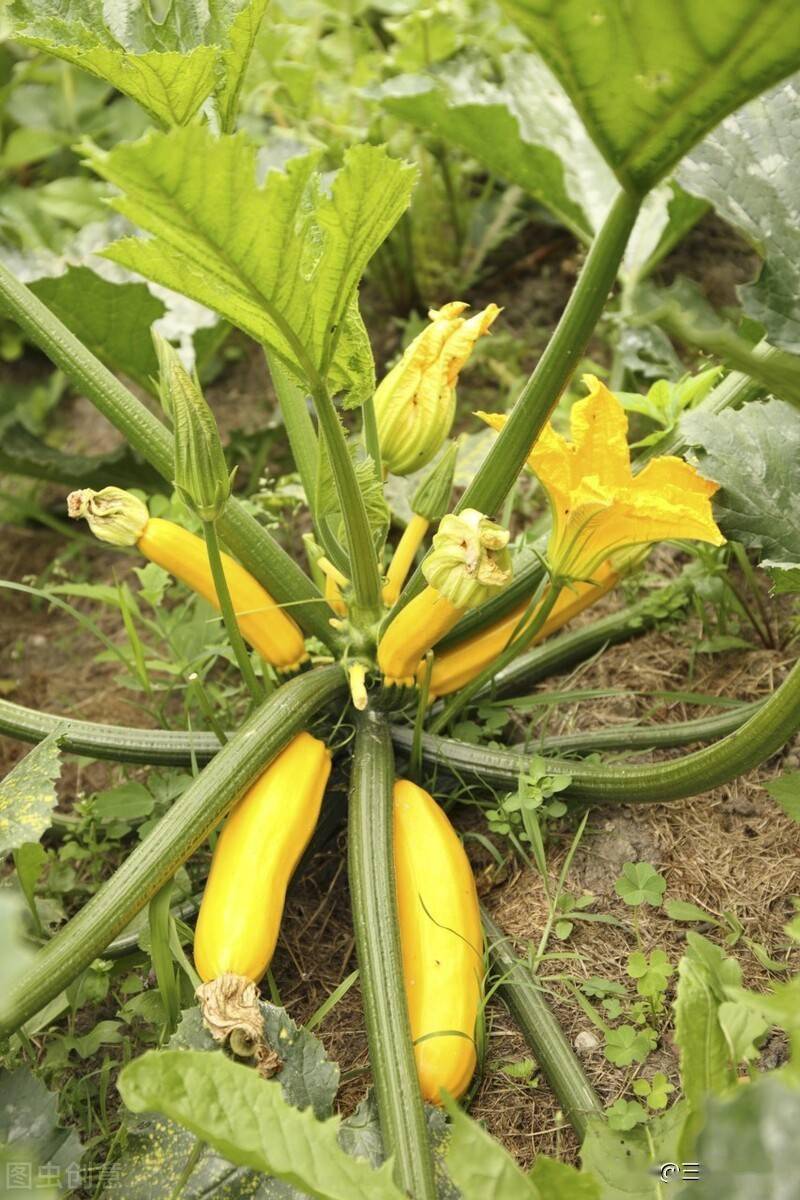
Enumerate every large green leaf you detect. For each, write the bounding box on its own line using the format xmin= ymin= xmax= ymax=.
xmin=683 ymin=399 xmax=800 ymax=587
xmin=443 ymin=1097 xmax=537 ymax=1199
xmin=118 ymin=1048 xmax=405 ymax=1200
xmin=111 ymin=1004 xmax=341 ymax=1199
xmin=9 ymin=0 xmax=269 ymax=130
xmin=0 ymin=423 xmax=162 ymax=490
xmin=498 ymin=0 xmax=800 ymax=191
xmin=82 ymin=129 xmax=416 ymax=406
xmin=370 ymin=52 xmax=706 ymax=278
xmin=0 ymin=733 xmax=62 ymax=857
xmin=679 ymin=76 xmax=800 ymax=353
xmin=678 ymin=1076 xmax=800 ymax=1199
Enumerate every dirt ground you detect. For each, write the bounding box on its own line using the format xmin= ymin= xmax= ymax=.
xmin=1 ymin=212 xmax=798 ymax=1167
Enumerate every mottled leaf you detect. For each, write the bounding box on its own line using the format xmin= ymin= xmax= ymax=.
xmin=683 ymin=399 xmax=800 ymax=577
xmin=680 ymin=76 xmax=800 ymax=353
xmin=110 ymin=1003 xmax=343 ymax=1199
xmin=117 ymin=1049 xmax=405 ymax=1200
xmin=83 ymin=129 xmax=416 ymax=406
xmin=499 ymin=0 xmax=800 ymax=190
xmin=0 ymin=733 xmax=62 ymax=857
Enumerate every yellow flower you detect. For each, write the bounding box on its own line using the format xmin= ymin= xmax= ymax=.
xmin=375 ymin=301 xmax=501 ymax=475
xmin=478 ymin=375 xmax=724 ymax=577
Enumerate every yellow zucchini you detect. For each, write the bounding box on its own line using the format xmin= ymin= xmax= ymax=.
xmin=194 ymin=732 xmax=331 ymax=983
xmin=139 ymin=517 xmax=307 ymax=671
xmin=378 ymin=586 xmax=462 ymax=686
xmin=393 ymin=779 xmax=483 ymax=1102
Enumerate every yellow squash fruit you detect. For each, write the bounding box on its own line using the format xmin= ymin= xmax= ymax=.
xmin=194 ymin=732 xmax=331 ymax=983
xmin=393 ymin=779 xmax=483 ymax=1102
xmin=378 ymin=509 xmax=512 ymax=685
xmin=68 ymin=488 xmax=307 ymax=671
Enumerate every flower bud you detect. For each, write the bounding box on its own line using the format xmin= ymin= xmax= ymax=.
xmin=155 ymin=333 xmax=232 ymax=523
xmin=422 ymin=508 xmax=511 ymax=609
xmin=67 ymin=486 xmax=149 ymax=546
xmin=375 ymin=302 xmax=500 ymax=475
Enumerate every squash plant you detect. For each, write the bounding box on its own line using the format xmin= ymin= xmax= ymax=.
xmin=3 ymin=2 xmax=800 ymax=1196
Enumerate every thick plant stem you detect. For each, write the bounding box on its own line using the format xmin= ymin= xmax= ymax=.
xmin=392 ymin=187 xmax=642 ymax=614
xmin=265 ymin=353 xmax=319 ymax=518
xmin=204 ymin=519 xmax=264 ymax=705
xmin=311 ymin=379 xmax=383 ymax=622
xmin=0 ymin=667 xmax=346 ymax=1037
xmin=0 ymin=694 xmax=765 ymax=770
xmin=482 ymin=908 xmax=601 ymax=1139
xmin=348 ymin=710 xmax=437 ymax=1200
xmin=391 ymin=655 xmax=800 ymax=802
xmin=0 ymin=261 xmax=335 ymax=647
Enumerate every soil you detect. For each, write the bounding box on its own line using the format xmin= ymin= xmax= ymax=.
xmin=1 ymin=210 xmax=797 ymax=1170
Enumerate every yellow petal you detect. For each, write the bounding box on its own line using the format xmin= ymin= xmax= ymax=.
xmin=570 ymin=375 xmax=632 ymax=489
xmin=634 ymin=455 xmax=719 ymax=499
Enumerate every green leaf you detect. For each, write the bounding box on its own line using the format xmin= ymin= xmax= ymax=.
xmin=0 ymin=1067 xmax=84 ymax=1189
xmin=680 ymin=1076 xmax=800 ymax=1199
xmin=0 ymin=733 xmax=62 ymax=857
xmin=679 ymin=77 xmax=800 ymax=352
xmin=664 ymin=899 xmax=716 ymax=924
xmin=30 ymin=267 xmax=164 ymax=391
xmin=316 ymin=439 xmax=390 ymax=556
xmin=499 ymin=0 xmax=800 ymax=191
xmin=0 ymin=421 xmax=163 ymax=491
xmin=683 ymin=399 xmax=800 ymax=576
xmin=9 ymin=0 xmax=269 ymax=130
xmin=370 ymin=52 xmax=705 ymax=277
xmin=442 ymin=1096 xmax=537 ymax=1199
xmin=614 ymin=862 xmax=666 ymax=907
xmin=111 ymin=1002 xmax=342 ymax=1198
xmin=580 ymin=1104 xmax=687 ymax=1200
xmin=763 ymin=772 xmax=800 ymax=821
xmin=674 ymin=934 xmax=739 ymax=1118
xmin=603 ymin=1024 xmax=657 ymax=1067
xmin=117 ymin=1048 xmax=404 ymax=1200
xmin=83 ymin=129 xmax=415 ymax=406
xmin=530 ymin=1156 xmax=601 ymax=1198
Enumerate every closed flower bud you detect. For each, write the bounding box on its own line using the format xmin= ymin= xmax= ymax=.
xmin=375 ymin=302 xmax=500 ymax=476
xmin=67 ymin=486 xmax=149 ymax=546
xmin=155 ymin=333 xmax=232 ymax=523
xmin=422 ymin=508 xmax=511 ymax=609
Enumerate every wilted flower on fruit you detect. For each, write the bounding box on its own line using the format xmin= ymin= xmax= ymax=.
xmin=477 ymin=375 xmax=725 ymax=578
xmin=375 ymin=301 xmax=500 ymax=475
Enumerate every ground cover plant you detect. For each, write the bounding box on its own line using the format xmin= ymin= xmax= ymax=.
xmin=2 ymin=1 xmax=800 ymax=1197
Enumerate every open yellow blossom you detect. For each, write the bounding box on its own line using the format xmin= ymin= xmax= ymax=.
xmin=375 ymin=301 xmax=501 ymax=475
xmin=478 ymin=375 xmax=724 ymax=578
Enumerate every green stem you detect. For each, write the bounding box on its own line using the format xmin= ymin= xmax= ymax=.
xmin=0 ymin=667 xmax=346 ymax=1036
xmin=731 ymin=542 xmax=776 ymax=648
xmin=482 ymin=908 xmax=602 ymax=1139
xmin=310 ymin=379 xmax=383 ymax=621
xmin=362 ymin=391 xmax=383 ymax=478
xmin=392 ymin=187 xmax=642 ymax=614
xmin=528 ymin=699 xmax=763 ymax=755
xmin=0 ymin=260 xmax=335 ymax=648
xmin=430 ymin=579 xmax=563 ymax=735
xmin=393 ymin=654 xmax=800 ymax=803
xmin=266 ymin=352 xmax=320 ymax=518
xmin=149 ymin=879 xmax=180 ymax=1038
xmin=205 ymin=519 xmax=264 ymax=705
xmin=348 ymin=710 xmax=437 ymax=1200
